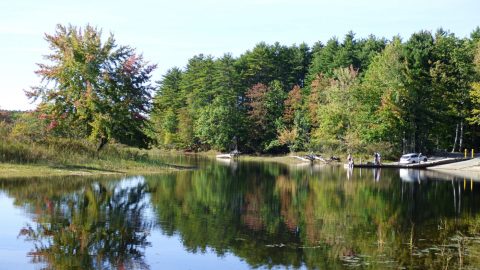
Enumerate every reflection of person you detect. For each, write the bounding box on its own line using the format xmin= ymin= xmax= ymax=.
xmin=347 ymin=166 xmax=353 ymax=180
xmin=347 ymin=154 xmax=354 ymax=168
xmin=374 ymin=168 xmax=381 ymax=182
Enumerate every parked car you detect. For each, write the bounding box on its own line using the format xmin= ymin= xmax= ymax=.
xmin=399 ymin=153 xmax=427 ymax=164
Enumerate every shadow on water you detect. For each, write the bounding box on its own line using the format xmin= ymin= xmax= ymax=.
xmin=2 ymin=158 xmax=480 ymax=269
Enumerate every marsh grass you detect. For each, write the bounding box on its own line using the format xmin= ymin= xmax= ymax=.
xmin=0 ymin=134 xmax=174 ymax=177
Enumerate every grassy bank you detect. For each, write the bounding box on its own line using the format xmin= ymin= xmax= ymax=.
xmin=0 ymin=163 xmax=117 ymax=178
xmin=0 ymin=138 xmax=182 ymax=178
xmin=0 ymin=135 xmax=392 ymax=178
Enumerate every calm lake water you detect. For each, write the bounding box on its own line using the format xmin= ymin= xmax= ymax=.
xmin=1 ymin=156 xmax=480 ymax=269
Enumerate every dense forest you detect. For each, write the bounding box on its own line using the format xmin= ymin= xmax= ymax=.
xmin=152 ymin=28 xmax=480 ymax=156
xmin=3 ymin=25 xmax=480 ymax=158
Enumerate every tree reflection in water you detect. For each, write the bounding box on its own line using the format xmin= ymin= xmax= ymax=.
xmin=3 ymin=160 xmax=480 ymax=269
xmin=146 ymin=163 xmax=480 ymax=269
xmin=16 ymin=177 xmax=152 ymax=270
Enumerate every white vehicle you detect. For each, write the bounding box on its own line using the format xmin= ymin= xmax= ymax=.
xmin=399 ymin=169 xmax=424 ymax=183
xmin=399 ymin=153 xmax=427 ymax=164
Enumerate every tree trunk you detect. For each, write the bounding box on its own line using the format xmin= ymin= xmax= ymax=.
xmin=412 ymin=123 xmax=416 ymax=153
xmin=452 ymin=123 xmax=459 ymax=153
xmin=459 ymin=120 xmax=464 ymax=152
xmin=97 ymin=137 xmax=108 ymax=152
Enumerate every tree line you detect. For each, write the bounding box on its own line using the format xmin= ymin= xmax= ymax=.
xmin=12 ymin=24 xmax=480 ymax=157
xmin=152 ymin=28 xmax=480 ymax=156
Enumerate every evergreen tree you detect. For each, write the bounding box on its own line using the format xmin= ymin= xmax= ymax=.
xmin=148 ymin=28 xmax=480 ymax=154
xmin=403 ymin=31 xmax=435 ymax=152
xmin=195 ymin=55 xmax=245 ymax=151
xmin=151 ymin=67 xmax=184 ymax=147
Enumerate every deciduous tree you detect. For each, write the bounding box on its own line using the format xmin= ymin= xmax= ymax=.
xmin=27 ymin=24 xmax=156 ymax=150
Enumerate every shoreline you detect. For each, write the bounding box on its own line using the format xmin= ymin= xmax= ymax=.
xmin=191 ymin=150 xmax=332 ymax=165
xmin=0 ymin=162 xmax=182 ymax=179
xmin=3 ymin=151 xmax=479 ymax=179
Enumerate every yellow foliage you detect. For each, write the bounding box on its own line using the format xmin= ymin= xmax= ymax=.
xmin=278 ymin=128 xmax=297 ymax=146
xmin=469 ymin=82 xmax=480 ymax=125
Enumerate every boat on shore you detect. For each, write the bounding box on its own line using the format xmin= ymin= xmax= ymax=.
xmin=216 ymin=150 xmax=241 ymax=160
xmin=216 ymin=153 xmax=235 ymax=159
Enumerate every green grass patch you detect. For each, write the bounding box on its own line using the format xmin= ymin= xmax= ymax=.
xmin=0 ymin=137 xmax=182 ymax=178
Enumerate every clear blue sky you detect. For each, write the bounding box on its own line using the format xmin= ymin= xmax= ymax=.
xmin=0 ymin=0 xmax=478 ymax=110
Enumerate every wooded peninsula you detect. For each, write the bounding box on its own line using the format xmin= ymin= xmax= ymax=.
xmin=2 ymin=24 xmax=480 ymax=171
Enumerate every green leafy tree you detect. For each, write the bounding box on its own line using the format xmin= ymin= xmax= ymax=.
xmin=431 ymin=30 xmax=475 ymax=152
xmin=177 ymin=108 xmax=196 ymax=150
xmin=27 ymin=24 xmax=156 ymax=150
xmin=469 ymin=82 xmax=480 ymax=125
xmin=356 ymin=38 xmax=407 ymax=153
xmin=311 ymin=66 xmax=359 ymax=152
xmin=11 ymin=111 xmax=49 ymax=142
xmin=195 ymin=97 xmax=238 ymax=151
xmin=307 ymin=74 xmax=330 ymax=130
xmin=469 ymin=40 xmax=480 ymax=126
xmin=471 ymin=27 xmax=480 ymax=43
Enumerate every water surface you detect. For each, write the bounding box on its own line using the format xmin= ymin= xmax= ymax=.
xmin=1 ymin=157 xmax=480 ymax=269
